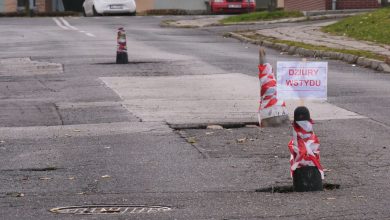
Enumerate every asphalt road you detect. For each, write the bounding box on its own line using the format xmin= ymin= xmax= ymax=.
xmin=0 ymin=15 xmax=389 ymax=219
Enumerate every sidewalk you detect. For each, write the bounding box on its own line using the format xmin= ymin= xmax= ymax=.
xmin=255 ymin=21 xmax=390 ymax=57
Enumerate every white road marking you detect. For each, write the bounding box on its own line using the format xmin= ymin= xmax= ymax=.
xmin=52 ymin=17 xmax=96 ymax=38
xmin=52 ymin=18 xmax=69 ymax=30
xmin=59 ymin=17 xmax=78 ymax=30
xmin=100 ymin=73 xmax=365 ymax=125
xmin=85 ymin=33 xmax=96 ymax=37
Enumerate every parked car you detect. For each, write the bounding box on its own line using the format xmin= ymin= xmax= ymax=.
xmin=209 ymin=0 xmax=256 ymax=13
xmin=83 ymin=0 xmax=136 ymax=16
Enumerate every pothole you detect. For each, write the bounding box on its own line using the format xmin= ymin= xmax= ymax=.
xmin=1 ymin=167 xmax=60 ymax=172
xmin=255 ymin=183 xmax=340 ymax=193
xmin=94 ymin=61 xmax=164 ymax=65
xmin=169 ymin=122 xmax=259 ymax=130
xmin=50 ymin=205 xmax=172 ymax=215
xmin=19 ymin=167 xmax=59 ymax=172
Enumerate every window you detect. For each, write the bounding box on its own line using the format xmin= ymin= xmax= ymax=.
xmin=17 ymin=0 xmax=36 ymax=7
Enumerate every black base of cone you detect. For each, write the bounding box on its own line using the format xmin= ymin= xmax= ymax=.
xmin=293 ymin=166 xmax=323 ymax=192
xmin=116 ymin=52 xmax=128 ymax=64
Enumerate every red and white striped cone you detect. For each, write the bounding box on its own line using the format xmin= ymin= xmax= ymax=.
xmin=116 ymin=27 xmax=128 ymax=64
xmin=258 ymin=49 xmax=289 ymax=127
xmin=288 ymin=106 xmax=323 ymax=192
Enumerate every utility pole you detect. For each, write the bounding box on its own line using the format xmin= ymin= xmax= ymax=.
xmin=247 ymin=0 xmax=250 ymax=13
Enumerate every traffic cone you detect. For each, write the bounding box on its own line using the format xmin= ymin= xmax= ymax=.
xmin=258 ymin=48 xmax=289 ymax=127
xmin=116 ymin=27 xmax=128 ymax=64
xmin=288 ymin=106 xmax=323 ymax=192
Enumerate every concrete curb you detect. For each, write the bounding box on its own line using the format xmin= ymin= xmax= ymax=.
xmin=226 ymin=32 xmax=390 ymax=74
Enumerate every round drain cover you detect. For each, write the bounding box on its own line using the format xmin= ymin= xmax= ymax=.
xmin=50 ymin=205 xmax=172 ymax=215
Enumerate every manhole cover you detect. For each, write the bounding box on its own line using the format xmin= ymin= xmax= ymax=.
xmin=50 ymin=205 xmax=172 ymax=215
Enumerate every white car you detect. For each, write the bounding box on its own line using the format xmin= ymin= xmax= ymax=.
xmin=83 ymin=0 xmax=136 ymax=16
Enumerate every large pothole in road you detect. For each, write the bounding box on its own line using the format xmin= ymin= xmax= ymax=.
xmin=50 ymin=205 xmax=172 ymax=215
xmin=255 ymin=183 xmax=340 ymax=193
xmin=94 ymin=61 xmax=165 ymax=65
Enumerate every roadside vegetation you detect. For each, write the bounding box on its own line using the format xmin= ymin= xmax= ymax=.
xmin=240 ymin=32 xmax=387 ymax=61
xmin=322 ymin=7 xmax=390 ymax=45
xmin=220 ymin=10 xmax=303 ymax=24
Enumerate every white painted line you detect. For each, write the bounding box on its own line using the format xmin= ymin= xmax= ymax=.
xmin=59 ymin=17 xmax=78 ymax=30
xmin=79 ymin=30 xmax=86 ymax=33
xmin=85 ymin=33 xmax=96 ymax=37
xmin=52 ymin=18 xmax=69 ymax=30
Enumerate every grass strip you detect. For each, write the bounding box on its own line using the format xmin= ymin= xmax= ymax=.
xmin=241 ymin=32 xmax=387 ymax=61
xmin=220 ymin=10 xmax=303 ymax=24
xmin=322 ymin=7 xmax=390 ymax=45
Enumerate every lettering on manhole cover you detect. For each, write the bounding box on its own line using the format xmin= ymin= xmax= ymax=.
xmin=50 ymin=205 xmax=172 ymax=215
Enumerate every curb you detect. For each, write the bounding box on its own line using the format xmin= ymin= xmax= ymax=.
xmin=226 ymin=32 xmax=390 ymax=74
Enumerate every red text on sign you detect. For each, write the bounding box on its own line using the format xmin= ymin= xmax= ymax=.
xmin=289 ymin=68 xmax=319 ymax=76
xmin=286 ymin=80 xmax=321 ymax=87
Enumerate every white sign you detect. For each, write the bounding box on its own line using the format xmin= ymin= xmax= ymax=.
xmin=277 ymin=61 xmax=328 ymax=100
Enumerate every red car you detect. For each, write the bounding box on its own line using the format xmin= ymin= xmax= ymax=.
xmin=209 ymin=0 xmax=256 ymax=13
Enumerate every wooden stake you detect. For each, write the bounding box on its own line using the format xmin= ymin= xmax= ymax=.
xmin=259 ymin=47 xmax=266 ymax=65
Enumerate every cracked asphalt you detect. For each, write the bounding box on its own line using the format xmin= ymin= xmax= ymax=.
xmin=0 ymin=15 xmax=389 ymax=219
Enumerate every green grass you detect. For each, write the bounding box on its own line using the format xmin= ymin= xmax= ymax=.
xmin=322 ymin=7 xmax=390 ymax=45
xmin=241 ymin=32 xmax=387 ymax=61
xmin=220 ymin=10 xmax=303 ymax=24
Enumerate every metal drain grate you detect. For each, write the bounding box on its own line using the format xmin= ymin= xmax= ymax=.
xmin=50 ymin=205 xmax=172 ymax=215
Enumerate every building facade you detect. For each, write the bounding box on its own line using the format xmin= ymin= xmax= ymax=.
xmin=284 ymin=0 xmax=384 ymax=11
xmin=0 ymin=0 xmax=64 ymax=13
xmin=135 ymin=0 xmax=206 ymax=12
xmin=135 ymin=0 xmax=284 ymax=12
